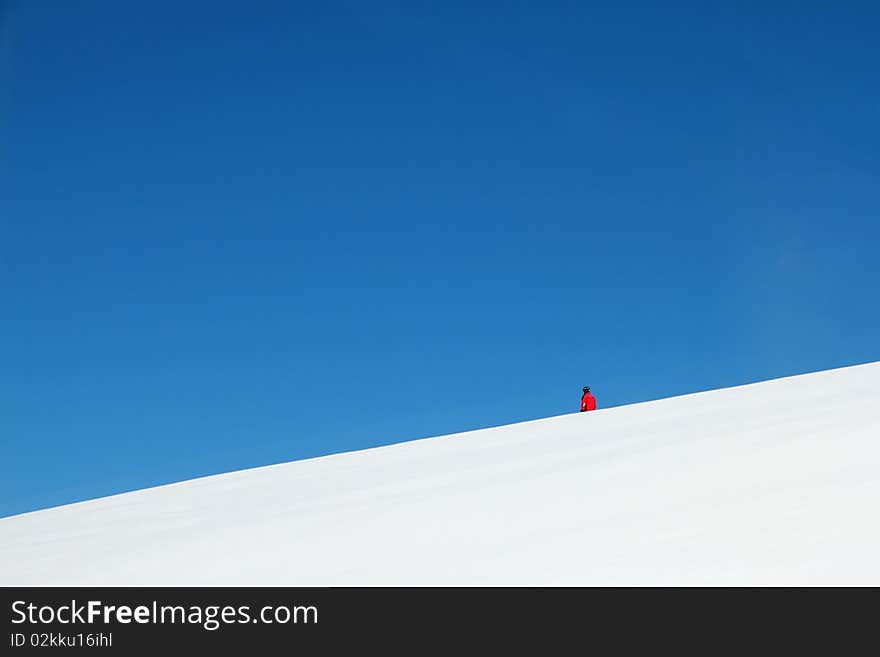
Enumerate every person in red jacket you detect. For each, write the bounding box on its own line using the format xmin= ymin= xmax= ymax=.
xmin=580 ymin=386 xmax=596 ymax=412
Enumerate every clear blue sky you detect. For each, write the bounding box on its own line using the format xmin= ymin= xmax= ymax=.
xmin=2 ymin=1 xmax=878 ymax=518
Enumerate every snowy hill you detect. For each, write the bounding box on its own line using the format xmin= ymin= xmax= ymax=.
xmin=2 ymin=362 xmax=879 ymax=586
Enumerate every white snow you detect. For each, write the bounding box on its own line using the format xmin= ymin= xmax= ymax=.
xmin=2 ymin=362 xmax=879 ymax=586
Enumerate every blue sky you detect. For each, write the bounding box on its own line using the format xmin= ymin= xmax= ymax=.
xmin=2 ymin=1 xmax=878 ymax=518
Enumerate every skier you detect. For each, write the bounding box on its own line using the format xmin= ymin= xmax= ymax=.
xmin=580 ymin=386 xmax=596 ymax=412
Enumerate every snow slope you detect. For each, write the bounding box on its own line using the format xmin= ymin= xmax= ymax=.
xmin=2 ymin=362 xmax=879 ymax=586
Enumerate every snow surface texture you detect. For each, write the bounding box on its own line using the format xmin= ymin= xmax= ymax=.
xmin=2 ymin=362 xmax=879 ymax=586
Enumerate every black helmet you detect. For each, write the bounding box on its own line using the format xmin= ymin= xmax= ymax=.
xmin=583 ymin=386 xmax=590 ymax=392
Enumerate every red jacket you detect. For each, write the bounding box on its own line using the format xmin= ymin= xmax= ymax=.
xmin=581 ymin=392 xmax=596 ymax=412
